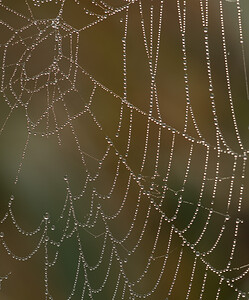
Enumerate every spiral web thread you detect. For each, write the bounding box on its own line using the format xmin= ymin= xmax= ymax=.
xmin=0 ymin=0 xmax=249 ymax=299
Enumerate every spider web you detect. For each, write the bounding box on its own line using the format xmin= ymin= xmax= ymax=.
xmin=0 ymin=0 xmax=249 ymax=299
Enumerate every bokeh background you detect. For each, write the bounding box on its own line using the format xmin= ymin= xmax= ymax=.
xmin=0 ymin=0 xmax=249 ymax=299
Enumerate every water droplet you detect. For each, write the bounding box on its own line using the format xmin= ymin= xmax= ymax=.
xmin=137 ymin=174 xmax=142 ymax=180
xmin=44 ymin=212 xmax=50 ymax=220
